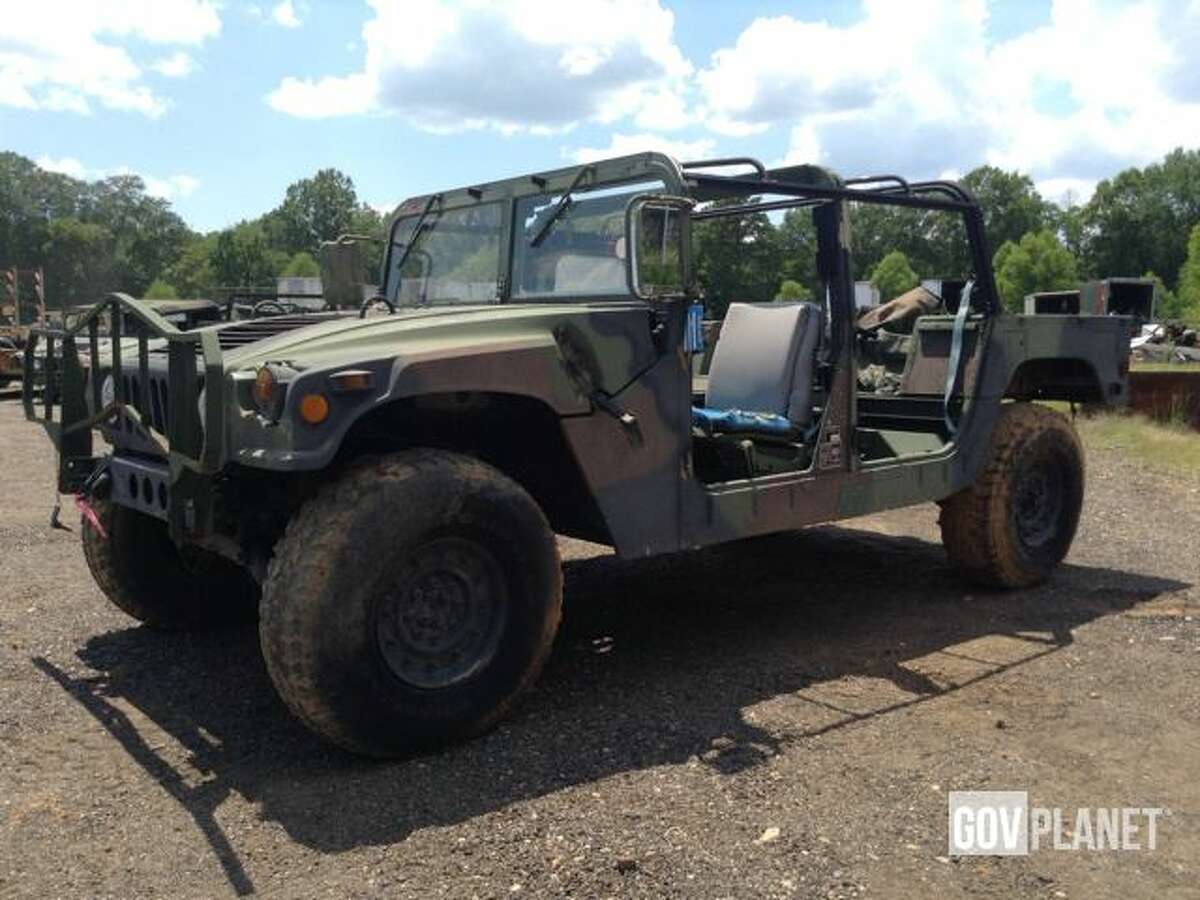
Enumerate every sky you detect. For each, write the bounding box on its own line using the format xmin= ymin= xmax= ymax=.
xmin=2 ymin=0 xmax=1199 ymax=232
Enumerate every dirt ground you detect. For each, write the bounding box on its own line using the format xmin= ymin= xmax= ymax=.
xmin=1 ymin=395 xmax=1198 ymax=899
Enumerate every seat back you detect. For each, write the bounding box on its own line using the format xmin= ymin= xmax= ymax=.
xmin=705 ymin=302 xmax=824 ymax=425
xmin=553 ymin=255 xmax=627 ymax=294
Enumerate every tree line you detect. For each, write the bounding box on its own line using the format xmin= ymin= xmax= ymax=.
xmin=0 ymin=152 xmax=384 ymax=307
xmin=2 ymin=147 xmax=1200 ymax=320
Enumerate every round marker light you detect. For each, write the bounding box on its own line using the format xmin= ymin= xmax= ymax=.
xmin=298 ymin=392 xmax=329 ymax=425
xmin=253 ymin=366 xmax=277 ymax=412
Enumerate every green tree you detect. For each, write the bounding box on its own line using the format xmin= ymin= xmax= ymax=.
xmin=1142 ymin=271 xmax=1181 ymax=320
xmin=993 ymin=230 xmax=1079 ymax=312
xmin=281 ymin=251 xmax=320 ymax=277
xmin=775 ymin=208 xmax=817 ymax=291
xmin=82 ymin=174 xmax=190 ymax=295
xmin=850 ymin=202 xmax=967 ymax=281
xmin=1056 ymin=201 xmax=1088 ymax=272
xmin=1082 ymin=148 xmax=1200 ymax=289
xmin=870 ymin=250 xmax=919 ymax=300
xmin=41 ymin=218 xmax=115 ymax=307
xmin=143 ymin=279 xmax=178 ymax=299
xmin=162 ymin=234 xmax=218 ymax=298
xmin=348 ymin=204 xmax=385 ymax=239
xmin=692 ymin=198 xmax=782 ymax=318
xmin=211 ymin=223 xmax=287 ymax=288
xmin=960 ymin=166 xmax=1056 ymax=252
xmin=270 ymin=168 xmax=360 ymax=255
xmin=1176 ymin=223 xmax=1200 ymax=320
xmin=775 ymin=279 xmax=811 ymax=301
xmin=0 ymin=153 xmax=85 ymax=271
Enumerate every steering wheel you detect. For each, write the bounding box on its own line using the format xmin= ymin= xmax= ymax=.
xmin=251 ymin=300 xmax=298 ymax=318
xmin=359 ymin=295 xmax=396 ymax=319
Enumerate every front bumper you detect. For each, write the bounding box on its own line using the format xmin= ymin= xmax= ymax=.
xmin=109 ymin=455 xmax=171 ymax=521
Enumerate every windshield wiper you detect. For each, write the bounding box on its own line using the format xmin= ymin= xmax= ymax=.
xmin=389 ymin=193 xmax=442 ymax=280
xmin=529 ymin=166 xmax=593 ymax=248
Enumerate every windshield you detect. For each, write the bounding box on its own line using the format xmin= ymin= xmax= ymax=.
xmin=512 ymin=180 xmax=663 ymax=299
xmin=385 ymin=202 xmax=503 ymax=306
xmin=382 ymin=178 xmax=665 ymax=305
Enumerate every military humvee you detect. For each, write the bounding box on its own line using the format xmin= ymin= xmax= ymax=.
xmin=24 ymin=153 xmax=1131 ymax=756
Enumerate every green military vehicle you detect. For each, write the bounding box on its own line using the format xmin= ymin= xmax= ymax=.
xmin=25 ymin=153 xmax=1131 ymax=756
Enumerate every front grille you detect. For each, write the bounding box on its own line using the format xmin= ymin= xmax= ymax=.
xmin=121 ymin=372 xmax=176 ymax=434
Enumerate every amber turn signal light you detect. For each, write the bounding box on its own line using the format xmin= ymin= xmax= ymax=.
xmin=328 ymin=369 xmax=374 ymax=393
xmin=298 ymin=392 xmax=330 ymax=425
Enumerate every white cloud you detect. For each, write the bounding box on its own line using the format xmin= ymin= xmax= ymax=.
xmin=694 ymin=0 xmax=1200 ymax=195
xmin=0 ymin=1 xmax=220 ymax=117
xmin=150 ymin=51 xmax=196 ymax=79
xmin=566 ymin=132 xmax=715 ymax=164
xmin=266 ymin=0 xmax=692 ymax=134
xmin=35 ymin=155 xmax=88 ymax=179
xmin=271 ymin=0 xmax=303 ymax=28
xmin=141 ymin=173 xmax=201 ymax=200
xmin=1035 ymin=177 xmax=1098 ymax=207
xmin=34 ymin=155 xmax=200 ymax=200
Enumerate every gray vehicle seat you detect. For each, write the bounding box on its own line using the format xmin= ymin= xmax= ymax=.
xmin=554 ymin=254 xmax=626 ymax=294
xmin=696 ymin=301 xmax=825 ymax=434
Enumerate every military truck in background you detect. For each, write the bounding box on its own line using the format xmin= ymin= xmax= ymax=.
xmin=25 ymin=153 xmax=1132 ymax=756
xmin=1025 ymin=277 xmax=1157 ymax=323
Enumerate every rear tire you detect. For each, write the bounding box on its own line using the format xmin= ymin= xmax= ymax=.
xmin=939 ymin=402 xmax=1084 ymax=588
xmin=260 ymin=449 xmax=562 ymax=757
xmin=81 ymin=498 xmax=260 ymax=629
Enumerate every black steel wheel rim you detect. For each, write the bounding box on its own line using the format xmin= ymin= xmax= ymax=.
xmin=375 ymin=536 xmax=508 ymax=690
xmin=1012 ymin=449 xmax=1067 ymax=554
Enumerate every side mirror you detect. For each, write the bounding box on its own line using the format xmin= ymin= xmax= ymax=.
xmin=319 ymin=235 xmax=379 ymax=309
xmin=626 ymin=195 xmax=694 ymax=301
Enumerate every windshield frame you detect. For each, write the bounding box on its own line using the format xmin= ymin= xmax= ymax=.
xmin=379 ymin=153 xmax=689 ymax=306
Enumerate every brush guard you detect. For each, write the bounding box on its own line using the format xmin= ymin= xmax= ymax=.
xmin=22 ymin=292 xmax=225 ymax=539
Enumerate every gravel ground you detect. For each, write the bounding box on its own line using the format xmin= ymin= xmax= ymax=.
xmin=1 ymin=396 xmax=1198 ymax=899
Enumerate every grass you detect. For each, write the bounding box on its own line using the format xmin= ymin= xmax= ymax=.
xmin=1130 ymin=361 xmax=1200 ymax=372
xmin=1075 ymin=411 xmax=1200 ymax=480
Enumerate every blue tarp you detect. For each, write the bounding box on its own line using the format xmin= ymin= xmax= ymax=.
xmin=691 ymin=406 xmax=795 ymax=436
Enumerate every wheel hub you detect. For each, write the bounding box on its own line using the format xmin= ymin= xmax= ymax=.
xmin=1013 ymin=456 xmax=1065 ymax=551
xmin=375 ymin=536 xmax=507 ymax=689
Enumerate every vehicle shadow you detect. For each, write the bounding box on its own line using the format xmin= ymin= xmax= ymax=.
xmin=33 ymin=524 xmax=1188 ymax=895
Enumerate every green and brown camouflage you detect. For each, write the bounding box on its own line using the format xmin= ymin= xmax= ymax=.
xmin=24 ymin=151 xmax=1131 ymax=570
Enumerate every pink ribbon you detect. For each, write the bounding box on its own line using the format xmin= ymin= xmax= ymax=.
xmin=75 ymin=495 xmax=107 ymax=539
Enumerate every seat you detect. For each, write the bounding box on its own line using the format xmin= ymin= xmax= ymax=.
xmin=692 ymin=301 xmax=824 ymax=436
xmin=553 ymin=254 xmax=626 ymax=294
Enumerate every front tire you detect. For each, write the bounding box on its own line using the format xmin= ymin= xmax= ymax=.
xmin=81 ymin=498 xmax=260 ymax=628
xmin=260 ymin=449 xmax=562 ymax=757
xmin=939 ymin=402 xmax=1084 ymax=588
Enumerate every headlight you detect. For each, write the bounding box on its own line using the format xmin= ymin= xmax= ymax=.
xmin=100 ymin=374 xmax=115 ymax=408
xmin=251 ymin=364 xmax=289 ymax=420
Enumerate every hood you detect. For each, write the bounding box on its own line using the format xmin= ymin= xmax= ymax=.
xmin=215 ymin=302 xmax=611 ymax=373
